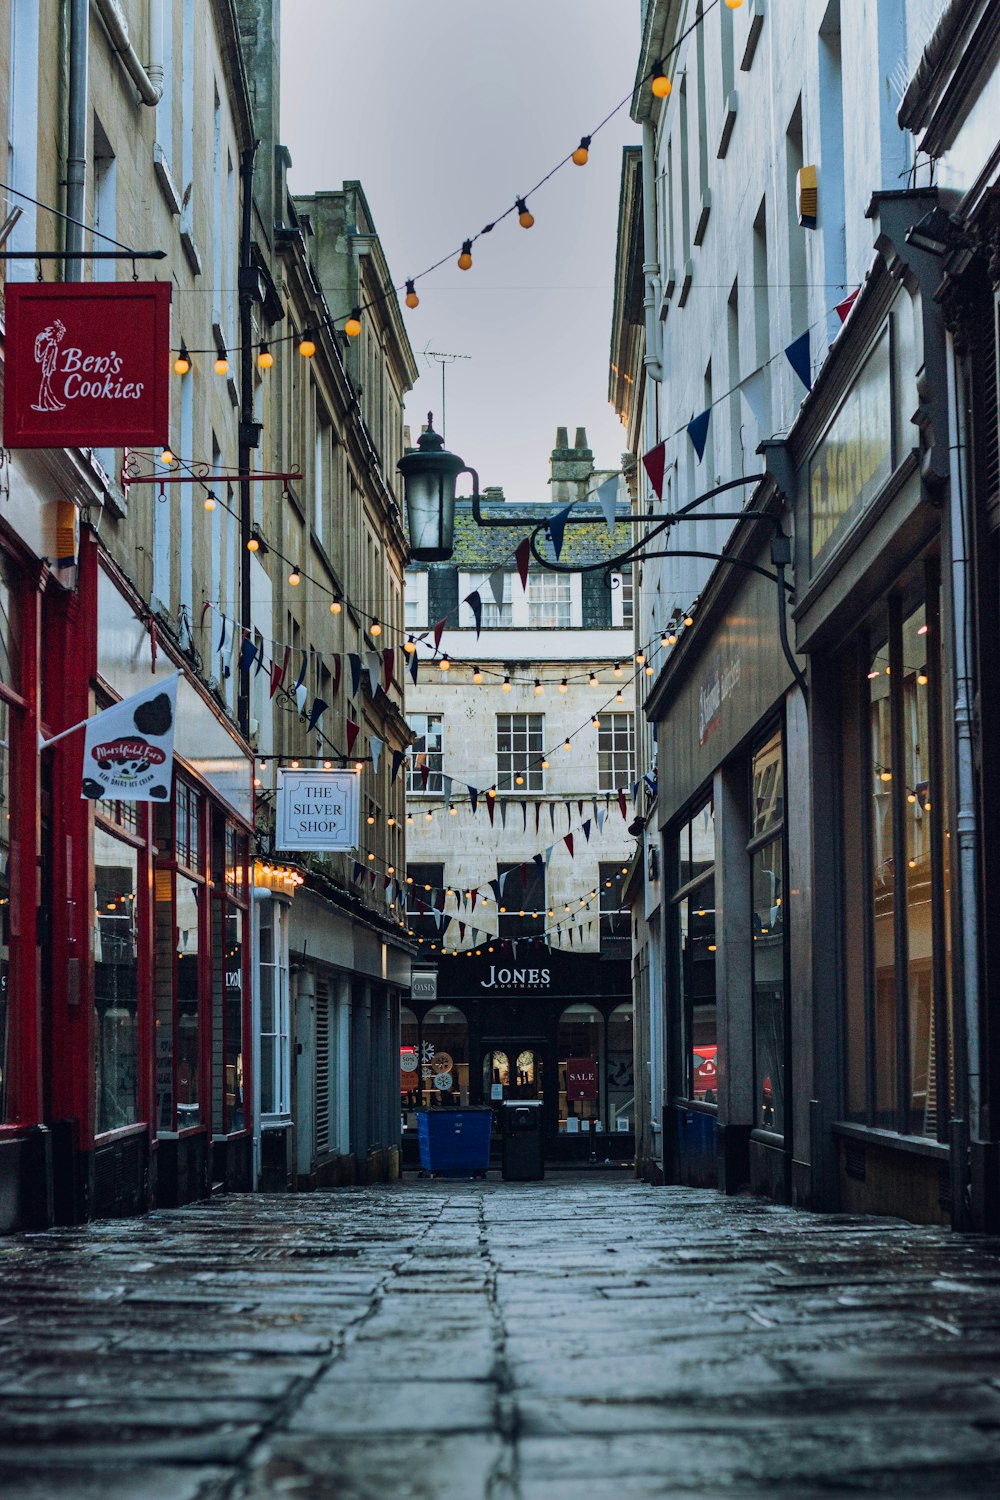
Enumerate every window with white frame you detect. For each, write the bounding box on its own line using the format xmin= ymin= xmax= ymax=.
xmin=528 ymin=572 xmax=572 ymax=627
xmin=611 ymin=572 xmax=634 ymax=627
xmin=407 ymin=713 xmax=443 ymax=793
xmin=598 ymin=712 xmax=635 ymax=792
xmin=404 ymin=569 xmax=428 ymax=629
xmin=497 ymin=713 xmax=544 ymax=792
xmin=257 ymin=897 xmax=291 ymax=1116
xmin=459 ymin=571 xmax=513 ymax=627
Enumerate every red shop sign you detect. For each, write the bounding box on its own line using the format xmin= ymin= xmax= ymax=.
xmin=565 ymin=1056 xmax=598 ymax=1101
xmin=3 ymin=281 xmax=171 ymax=449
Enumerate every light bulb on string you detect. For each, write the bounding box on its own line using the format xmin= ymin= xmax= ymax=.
xmin=369 ymin=617 xmax=382 ymax=637
xmin=589 ymin=672 xmax=599 ymax=688
xmin=591 ymin=715 xmax=600 ymax=728
xmin=160 ymin=447 xmax=175 ymax=466
xmin=439 ymin=655 xmax=451 ymax=672
xmin=457 ymin=240 xmax=473 ymax=271
xmin=613 ymin=663 xmax=622 ymax=677
xmin=214 ymin=348 xmax=229 ymax=376
xmin=725 ymin=0 xmax=744 ymax=8
xmin=615 ymin=690 xmax=625 ymax=703
xmin=404 ymin=635 xmax=416 ymax=653
xmin=173 ymin=343 xmax=191 ymax=376
xmin=404 ymin=280 xmax=419 ymax=309
xmin=502 ymin=674 xmax=511 ymax=692
xmin=534 ymin=679 xmax=544 ymax=696
xmin=298 ymin=332 xmax=315 ymax=358
xmin=635 ymin=650 xmax=646 ymax=665
xmin=203 ymin=491 xmax=217 ymax=512
xmin=472 ymin=665 xmax=483 ymax=683
xmin=684 ymin=612 xmax=694 ymax=627
xmin=257 ymin=342 xmax=273 ymax=370
xmin=448 ymin=804 xmax=457 ymax=816
xmin=516 ymin=197 xmax=534 ymax=229
xmin=572 ymin=136 xmax=591 ymax=166
xmin=564 ymin=737 xmax=571 ymax=752
xmin=344 ymin=308 xmax=362 ymax=339
xmin=541 ymin=757 xmax=550 ymax=770
xmin=645 ymin=664 xmax=654 ymax=676
xmin=288 ymin=563 xmax=302 ymax=586
xmin=354 ymin=760 xmax=364 ymax=771
xmin=330 ymin=598 xmax=342 ymax=614
xmin=651 ymin=60 xmax=671 ymax=98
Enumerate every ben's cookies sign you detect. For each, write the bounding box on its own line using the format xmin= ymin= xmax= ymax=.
xmin=3 ymin=282 xmax=171 ymax=449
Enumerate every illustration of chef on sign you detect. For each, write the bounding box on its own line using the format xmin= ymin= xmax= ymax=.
xmin=31 ymin=320 xmax=67 ymax=413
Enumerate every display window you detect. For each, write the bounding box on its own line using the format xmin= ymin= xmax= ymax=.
xmin=153 ymin=781 xmax=208 ymax=1132
xmin=400 ymin=1005 xmax=468 ymax=1122
xmin=0 ymin=551 xmax=25 ymax=1127
xmin=841 ymin=560 xmax=952 ymax=1138
xmin=672 ymin=799 xmax=717 ymax=1104
xmin=257 ymin=895 xmax=291 ymax=1116
xmin=93 ymin=804 xmax=147 ymax=1135
xmin=212 ymin=819 xmax=249 ymax=1134
xmin=749 ymin=732 xmax=786 ymax=1134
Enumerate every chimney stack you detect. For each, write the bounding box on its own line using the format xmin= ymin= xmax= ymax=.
xmin=549 ymin=425 xmax=594 ymax=507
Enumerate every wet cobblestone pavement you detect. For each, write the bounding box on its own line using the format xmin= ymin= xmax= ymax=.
xmin=3 ymin=1177 xmax=1000 ymax=1498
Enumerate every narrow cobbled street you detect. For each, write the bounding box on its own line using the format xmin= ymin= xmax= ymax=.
xmin=3 ymin=1178 xmax=1000 ymax=1499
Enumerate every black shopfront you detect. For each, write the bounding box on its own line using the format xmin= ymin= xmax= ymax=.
xmin=400 ymin=951 xmax=633 ymax=1165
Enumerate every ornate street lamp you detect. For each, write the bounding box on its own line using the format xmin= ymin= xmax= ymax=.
xmin=397 ymin=414 xmax=478 ymax=562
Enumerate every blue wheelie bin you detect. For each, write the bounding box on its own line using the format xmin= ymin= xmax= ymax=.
xmin=416 ymin=1108 xmax=492 ymax=1177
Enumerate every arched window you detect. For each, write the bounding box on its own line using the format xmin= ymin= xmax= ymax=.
xmin=607 ymin=1004 xmax=634 ymax=1132
xmin=400 ymin=1006 xmax=420 ymax=1127
xmin=558 ymin=1003 xmax=604 ymax=1132
xmin=421 ymin=1004 xmax=468 ymax=1107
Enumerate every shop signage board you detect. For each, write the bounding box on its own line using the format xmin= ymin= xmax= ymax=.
xmin=3 ymin=281 xmax=171 ymax=449
xmin=80 ymin=673 xmax=179 ymax=803
xmin=808 ymin=325 xmax=892 ymax=569
xmin=411 ymin=971 xmax=438 ymax=1000
xmin=275 ymin=769 xmax=360 ymax=852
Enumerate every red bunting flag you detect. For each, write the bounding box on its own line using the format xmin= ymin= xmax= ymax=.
xmin=486 ymin=796 xmax=495 ymax=825
xmin=433 ymin=618 xmax=446 ymax=652
xmin=642 ymin=440 xmax=666 ymax=499
xmin=618 ymin=788 xmax=628 ymax=819
xmin=346 ymin=720 xmax=360 ymax=756
xmin=382 ymin=648 xmax=394 ymax=692
xmin=331 ymin=653 xmax=342 ymax=699
xmin=515 ymin=537 xmax=531 ymax=591
xmin=835 ymin=289 xmax=859 ymax=323
xmin=470 ymin=890 xmax=478 ymax=911
xmin=564 ymin=833 xmax=574 ymax=857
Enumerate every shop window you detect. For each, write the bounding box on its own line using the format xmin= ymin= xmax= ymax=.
xmin=258 ymin=897 xmax=291 ymax=1116
xmin=750 ymin=732 xmax=785 ymax=1134
xmin=607 ymin=1004 xmax=634 ymax=1131
xmin=497 ymin=713 xmax=544 ymax=792
xmin=558 ymin=1003 xmax=604 ymax=1132
xmin=0 ymin=554 xmax=21 ymax=1126
xmin=599 ymin=862 xmax=629 ymax=954
xmin=212 ymin=820 xmax=248 ymax=1134
xmin=598 ymin=712 xmax=635 ymax=792
xmin=673 ymin=798 xmax=717 ymax=1103
xmin=843 ymin=570 xmax=952 ymax=1139
xmin=407 ymin=714 xmax=443 ymax=794
xmin=93 ymin=823 xmax=141 ymax=1134
xmin=498 ymin=862 xmax=545 ymax=939
xmin=419 ymin=1005 xmax=468 ymax=1107
xmin=400 ymin=1005 xmax=420 ymax=1128
xmin=175 ymin=875 xmax=202 ymax=1127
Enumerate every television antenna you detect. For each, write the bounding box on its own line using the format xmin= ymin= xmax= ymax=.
xmin=422 ymin=344 xmax=471 ymax=442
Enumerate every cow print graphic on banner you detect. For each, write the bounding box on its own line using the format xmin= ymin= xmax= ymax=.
xmin=81 ymin=674 xmax=179 ymax=804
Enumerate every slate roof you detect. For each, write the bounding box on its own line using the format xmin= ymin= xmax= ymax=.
xmin=424 ymin=498 xmax=634 ymax=572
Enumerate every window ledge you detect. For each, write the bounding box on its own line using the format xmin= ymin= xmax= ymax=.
xmin=181 ymin=227 xmax=202 ymax=277
xmin=693 ymin=190 xmax=712 ymax=246
xmin=740 ymin=0 xmax=765 ymax=71
xmin=832 ymin=1120 xmax=949 ymax=1162
xmin=152 ymin=143 xmax=182 ymax=215
xmin=718 ymin=92 xmax=738 ymax=159
xmin=678 ymin=259 xmax=694 ymax=307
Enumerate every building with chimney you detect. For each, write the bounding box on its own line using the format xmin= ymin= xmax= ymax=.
xmin=400 ymin=428 xmax=639 ymax=1163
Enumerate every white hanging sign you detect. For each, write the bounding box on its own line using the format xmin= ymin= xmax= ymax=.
xmin=275 ymin=768 xmax=360 ymax=852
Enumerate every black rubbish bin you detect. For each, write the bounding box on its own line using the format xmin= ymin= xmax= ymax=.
xmin=500 ymin=1099 xmax=544 ymax=1181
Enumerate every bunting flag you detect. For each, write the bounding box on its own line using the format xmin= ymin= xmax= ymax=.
xmin=568 ymin=927 xmax=574 ymax=948
xmin=295 ymin=683 xmax=308 ymax=714
xmin=595 ymin=473 xmax=620 ymax=533
xmin=564 ymin=833 xmax=574 ymax=857
xmin=370 ymin=737 xmax=383 ymax=774
xmin=633 ymin=780 xmax=641 ymax=805
xmin=365 ymin=651 xmax=381 ymax=696
xmin=408 ymin=650 xmax=419 ymax=686
xmin=535 ymin=803 xmax=541 ymax=834
xmin=269 ymin=660 xmax=284 ymax=700
xmin=487 ymin=568 xmax=506 ymax=607
xmin=331 ymin=654 xmax=342 ymax=700
xmin=469 ymin=786 xmax=479 ymax=815
xmin=582 ymin=818 xmax=592 ymax=842
xmin=618 ymin=789 xmax=628 ymax=819
xmin=470 ymin=890 xmax=478 ymax=911
xmin=486 ymin=796 xmax=495 ymax=825
xmin=687 ymin=409 xmax=711 ymax=462
xmin=641 ymin=441 xmax=666 ymax=500
xmin=520 ymin=800 xmax=527 ymax=832
xmin=420 ymin=762 xmax=429 ymax=790
xmin=515 ymin=537 xmax=531 ymax=590
xmin=353 ymin=861 xmax=363 ymax=883
xmin=307 ymin=697 xmax=327 ymax=734
xmin=835 ymin=289 xmax=859 ymax=323
xmin=254 ymin=638 xmax=265 ymax=675
xmin=370 ymin=870 xmax=377 ymax=890
xmin=499 ymin=800 xmax=508 ymax=829
xmin=595 ymin=805 xmax=606 ymax=833
xmin=348 ymin=653 xmax=362 ymax=698
xmin=577 ymin=800 xmax=584 ymax=819
xmin=565 ymin=801 xmax=572 ymax=830
xmin=346 ymin=719 xmax=360 ymax=756
xmin=467 ymin=591 xmax=483 ymax=638
xmin=739 ymin=370 xmax=766 ymax=433
xmin=489 ymin=878 xmax=501 ymax=903
xmin=382 ymin=648 xmax=395 ymax=692
xmin=391 ymin=749 xmax=405 ymax=784
xmin=533 ymin=853 xmax=544 ymax=879
xmin=433 ymin=618 xmax=446 ymax=653
xmin=294 ymin=651 xmax=309 ymax=691
xmin=548 ymin=504 xmax=573 ymax=560
xmin=549 ymin=802 xmax=556 ymax=832
xmin=217 ymin=614 xmax=229 ymax=654
xmin=239 ymin=636 xmax=256 ymax=676
xmin=544 ymin=844 xmax=554 ymax=867
xmin=440 ymin=915 xmax=451 ymax=937
xmin=459 ymin=922 xmax=465 ymax=942
xmin=785 ymin=330 xmax=812 ymax=390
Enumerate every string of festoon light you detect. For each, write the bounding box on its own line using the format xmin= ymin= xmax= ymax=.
xmin=168 ymin=0 xmax=745 ymax=367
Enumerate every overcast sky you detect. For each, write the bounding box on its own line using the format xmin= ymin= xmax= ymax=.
xmin=280 ymin=0 xmax=640 ymax=502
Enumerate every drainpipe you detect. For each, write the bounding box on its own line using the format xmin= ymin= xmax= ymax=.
xmin=641 ymin=121 xmax=664 ymax=388
xmin=945 ymin=332 xmax=981 ymax=1207
xmin=237 ymin=144 xmax=260 ymax=742
xmin=65 ymin=0 xmax=88 ymax=279
xmin=94 ymin=0 xmax=163 ymax=106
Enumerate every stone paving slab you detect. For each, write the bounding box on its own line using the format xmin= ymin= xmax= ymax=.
xmin=2 ymin=1177 xmax=1000 ymax=1497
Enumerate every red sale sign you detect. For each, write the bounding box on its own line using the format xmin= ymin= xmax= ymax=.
xmin=565 ymin=1057 xmax=598 ymax=1101
xmin=3 ymin=282 xmax=171 ymax=449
